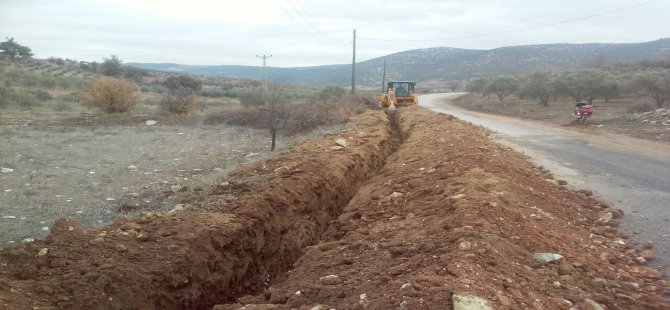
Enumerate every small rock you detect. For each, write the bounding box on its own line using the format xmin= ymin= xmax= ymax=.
xmin=89 ymin=237 xmax=105 ymax=245
xmin=449 ymin=193 xmax=466 ymax=203
xmin=495 ymin=292 xmax=512 ymax=307
xmin=399 ymin=300 xmax=409 ymax=310
xmin=593 ymin=278 xmax=608 ymax=287
xmin=557 ymin=180 xmax=568 ymax=185
xmin=642 ymin=241 xmax=654 ymax=249
xmin=310 ymin=306 xmax=327 ymax=310
xmin=400 ymin=283 xmax=412 ymax=290
xmin=136 ymin=233 xmax=151 ymax=242
xmin=2 ymin=216 xmax=17 ymax=219
xmin=127 ymin=165 xmax=138 ymax=171
xmin=387 ymin=192 xmax=404 ymax=201
xmin=36 ymin=248 xmax=49 ymax=257
xmin=319 ymin=274 xmax=341 ymax=285
xmin=170 ymin=204 xmax=184 ymax=212
xmin=458 ymin=241 xmax=473 ymax=251
xmin=558 ymin=261 xmax=575 ymax=275
xmin=116 ymin=244 xmax=128 ymax=252
xmin=598 ymin=212 xmax=613 ymax=223
xmin=641 ymin=250 xmax=655 ymax=261
xmin=635 ymin=256 xmax=647 ymax=264
xmin=329 ymin=146 xmax=345 ymax=150
xmin=145 ymin=120 xmax=157 ymax=126
xmin=335 ymin=138 xmax=348 ymax=147
xmin=453 ymin=293 xmax=492 ymax=310
xmin=552 ymin=281 xmax=562 ymax=288
xmin=121 ymin=222 xmax=142 ymax=231
xmin=1 ymin=167 xmax=14 ymax=173
xmin=583 ymin=298 xmax=604 ymax=310
xmin=533 ymin=253 xmax=563 ymax=263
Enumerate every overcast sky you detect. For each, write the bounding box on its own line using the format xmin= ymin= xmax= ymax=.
xmin=1 ymin=0 xmax=668 ymax=67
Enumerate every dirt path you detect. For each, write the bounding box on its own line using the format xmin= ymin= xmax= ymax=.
xmin=1 ymin=108 xmax=668 ymax=309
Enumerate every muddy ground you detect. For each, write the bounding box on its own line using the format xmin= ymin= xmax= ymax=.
xmin=0 ymin=108 xmax=668 ymax=309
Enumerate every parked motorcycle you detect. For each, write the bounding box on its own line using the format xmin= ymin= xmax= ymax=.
xmin=572 ymin=103 xmax=593 ymax=123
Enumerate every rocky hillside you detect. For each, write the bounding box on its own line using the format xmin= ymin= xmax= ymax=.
xmin=129 ymin=38 xmax=670 ymax=88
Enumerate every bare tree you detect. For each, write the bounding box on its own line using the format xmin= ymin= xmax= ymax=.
xmin=266 ymin=82 xmax=291 ymax=151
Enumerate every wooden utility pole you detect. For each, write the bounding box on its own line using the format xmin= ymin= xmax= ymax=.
xmin=256 ymin=54 xmax=273 ymax=89
xmin=351 ymin=29 xmax=356 ymax=95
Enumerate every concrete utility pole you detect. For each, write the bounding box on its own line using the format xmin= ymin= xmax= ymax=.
xmin=256 ymin=54 xmax=273 ymax=89
xmin=351 ymin=29 xmax=356 ymax=95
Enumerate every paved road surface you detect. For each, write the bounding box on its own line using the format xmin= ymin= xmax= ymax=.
xmin=421 ymin=93 xmax=670 ymax=270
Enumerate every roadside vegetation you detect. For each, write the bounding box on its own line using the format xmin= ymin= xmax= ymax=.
xmin=0 ymin=38 xmax=375 ymax=245
xmin=451 ymin=56 xmax=670 ymax=142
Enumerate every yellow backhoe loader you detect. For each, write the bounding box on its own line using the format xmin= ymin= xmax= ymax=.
xmin=380 ymin=81 xmax=418 ymax=118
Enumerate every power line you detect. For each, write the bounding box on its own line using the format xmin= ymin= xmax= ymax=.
xmin=284 ymin=0 xmax=327 ymax=36
xmin=358 ymin=0 xmax=661 ymax=42
xmin=273 ymin=0 xmax=334 ymax=45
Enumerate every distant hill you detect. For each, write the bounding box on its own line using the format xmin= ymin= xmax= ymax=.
xmin=129 ymin=39 xmax=670 ymax=89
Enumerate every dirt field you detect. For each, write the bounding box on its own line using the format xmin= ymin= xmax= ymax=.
xmin=1 ymin=108 xmax=668 ymax=309
xmin=453 ymin=94 xmax=670 ymax=144
xmin=0 ymin=116 xmax=333 ymax=247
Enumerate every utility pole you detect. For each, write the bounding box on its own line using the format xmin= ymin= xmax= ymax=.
xmin=351 ymin=29 xmax=356 ymax=95
xmin=381 ymin=58 xmax=387 ymax=94
xmin=256 ymin=54 xmax=273 ymax=89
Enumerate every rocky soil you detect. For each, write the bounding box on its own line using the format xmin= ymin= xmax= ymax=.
xmin=0 ymin=108 xmax=668 ymax=309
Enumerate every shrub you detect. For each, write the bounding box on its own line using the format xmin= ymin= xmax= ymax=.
xmin=80 ymin=77 xmax=137 ymax=113
xmin=160 ymin=75 xmax=202 ymax=114
xmin=18 ymin=92 xmax=38 ymax=110
xmin=29 ymin=89 xmax=52 ymax=101
xmin=317 ymin=86 xmax=346 ymax=102
xmin=205 ymin=100 xmax=368 ymax=134
xmin=239 ymin=91 xmax=265 ymax=106
xmin=628 ymin=101 xmax=654 ymax=113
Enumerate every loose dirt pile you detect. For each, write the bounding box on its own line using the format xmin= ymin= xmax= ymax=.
xmin=1 ymin=108 xmax=668 ymax=309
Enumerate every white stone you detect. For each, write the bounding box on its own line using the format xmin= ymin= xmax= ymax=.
xmin=453 ymin=293 xmax=493 ymax=310
xmin=533 ymin=253 xmax=563 ymax=263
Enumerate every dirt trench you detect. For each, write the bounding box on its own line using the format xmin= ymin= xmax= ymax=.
xmin=1 ymin=108 xmax=669 ymax=310
xmin=214 ymin=108 xmax=670 ymax=309
xmin=0 ymin=110 xmax=403 ymax=309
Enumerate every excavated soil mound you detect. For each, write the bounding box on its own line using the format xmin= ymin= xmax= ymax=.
xmin=0 ymin=111 xmax=393 ymax=309
xmin=1 ymin=107 xmax=668 ymax=310
xmin=214 ymin=108 xmax=669 ymax=309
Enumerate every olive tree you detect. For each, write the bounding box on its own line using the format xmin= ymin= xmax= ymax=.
xmin=519 ymin=72 xmax=556 ymax=106
xmin=487 ymin=76 xmax=518 ymax=101
xmin=629 ymin=69 xmax=670 ymax=107
xmin=467 ymin=78 xmax=490 ymax=98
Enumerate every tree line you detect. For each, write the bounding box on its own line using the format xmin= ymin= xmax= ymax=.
xmin=466 ymin=59 xmax=670 ymax=107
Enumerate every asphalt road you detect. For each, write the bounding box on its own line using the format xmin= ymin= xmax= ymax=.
xmin=421 ymin=93 xmax=670 ymax=270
